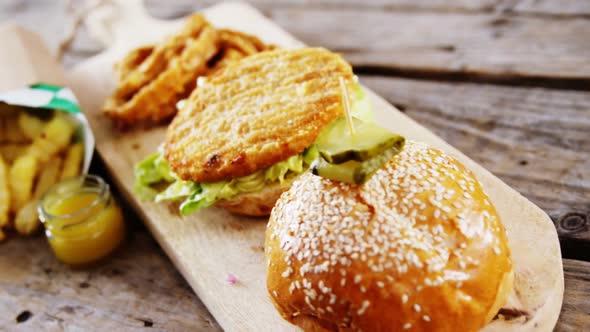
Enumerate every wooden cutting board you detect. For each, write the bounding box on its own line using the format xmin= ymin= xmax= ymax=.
xmin=66 ymin=1 xmax=564 ymax=331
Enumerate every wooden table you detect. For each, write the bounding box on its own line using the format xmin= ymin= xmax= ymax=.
xmin=1 ymin=0 xmax=589 ymax=331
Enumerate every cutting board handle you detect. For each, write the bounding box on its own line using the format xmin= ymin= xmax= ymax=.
xmin=86 ymin=0 xmax=164 ymax=49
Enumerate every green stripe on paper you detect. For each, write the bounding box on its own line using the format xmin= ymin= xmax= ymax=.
xmin=46 ymin=97 xmax=81 ymax=114
xmin=31 ymin=83 xmax=61 ymax=93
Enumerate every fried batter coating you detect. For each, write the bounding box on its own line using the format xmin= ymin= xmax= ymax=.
xmin=206 ymin=29 xmax=276 ymax=74
xmin=165 ymin=48 xmax=355 ymax=183
xmin=115 ymin=45 xmax=154 ymax=81
xmin=103 ymin=14 xmax=219 ymax=125
xmin=219 ymin=29 xmax=274 ymax=54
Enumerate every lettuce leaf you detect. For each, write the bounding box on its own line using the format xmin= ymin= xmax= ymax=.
xmin=155 ymin=180 xmax=199 ymax=203
xmin=179 ymin=182 xmax=228 ymax=215
xmin=133 ymin=151 xmax=176 ymax=200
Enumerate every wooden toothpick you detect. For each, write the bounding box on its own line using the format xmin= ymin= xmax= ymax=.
xmin=339 ymin=77 xmax=355 ymax=136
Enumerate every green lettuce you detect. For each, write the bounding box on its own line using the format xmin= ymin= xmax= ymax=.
xmin=133 ymin=150 xmax=176 ymax=200
xmin=134 ymin=147 xmax=319 ymax=215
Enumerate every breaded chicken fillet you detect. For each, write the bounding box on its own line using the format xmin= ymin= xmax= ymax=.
xmin=135 ymin=47 xmax=374 ymax=216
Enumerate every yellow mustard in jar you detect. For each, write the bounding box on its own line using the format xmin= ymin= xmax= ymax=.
xmin=38 ymin=175 xmax=125 ymax=266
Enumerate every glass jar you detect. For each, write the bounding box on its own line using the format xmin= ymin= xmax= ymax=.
xmin=38 ymin=175 xmax=125 ymax=266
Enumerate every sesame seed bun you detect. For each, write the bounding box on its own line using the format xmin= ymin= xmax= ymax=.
xmin=265 ymin=141 xmax=513 ymax=331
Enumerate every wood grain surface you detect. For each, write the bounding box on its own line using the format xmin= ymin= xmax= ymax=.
xmin=0 ymin=231 xmax=221 ymax=332
xmin=0 ymin=0 xmax=588 ymax=331
xmin=145 ymin=0 xmax=590 ymax=83
xmin=0 ymin=231 xmax=585 ymax=332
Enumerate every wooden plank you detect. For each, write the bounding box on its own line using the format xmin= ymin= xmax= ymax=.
xmin=557 ymin=259 xmax=590 ymax=332
xmin=0 ymin=1 xmax=588 ymax=330
xmin=0 ymin=234 xmax=586 ymax=331
xmin=512 ymin=0 xmax=590 ymax=17
xmin=267 ymin=9 xmax=590 ymax=80
xmin=5 ymin=1 xmax=590 ymax=76
xmin=144 ymin=0 xmax=590 ymax=17
xmin=0 ymin=232 xmax=221 ymax=331
xmin=142 ymin=1 xmax=590 ymax=80
xmin=359 ymin=76 xmax=590 ymax=258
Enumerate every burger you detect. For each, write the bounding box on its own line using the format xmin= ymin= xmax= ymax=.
xmin=265 ymin=140 xmax=513 ymax=331
xmin=134 ymin=47 xmax=387 ymax=216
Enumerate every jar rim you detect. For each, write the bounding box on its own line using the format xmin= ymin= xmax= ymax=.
xmin=38 ymin=174 xmax=110 ymax=226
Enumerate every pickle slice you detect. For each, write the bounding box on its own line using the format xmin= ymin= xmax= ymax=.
xmin=316 ymin=117 xmax=405 ymax=164
xmin=310 ymin=144 xmax=404 ymax=184
xmin=311 ymin=158 xmax=360 ymax=184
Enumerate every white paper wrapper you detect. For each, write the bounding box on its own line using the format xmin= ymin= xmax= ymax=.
xmin=0 ymin=84 xmax=95 ymax=173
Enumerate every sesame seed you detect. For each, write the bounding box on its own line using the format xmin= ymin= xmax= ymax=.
xmin=402 ymin=294 xmax=408 ymax=304
xmin=329 ymin=294 xmax=337 ymax=305
xmin=304 ymin=288 xmax=317 ymax=300
xmin=423 ymin=315 xmax=431 ymax=322
xmin=354 ymin=275 xmax=362 ymax=284
xmin=403 ymin=323 xmax=412 ymax=329
xmin=281 ymin=267 xmax=293 ymax=278
xmin=377 ymin=281 xmax=385 ymax=288
xmin=360 ymin=286 xmax=366 ymax=293
xmin=357 ymin=300 xmax=370 ymax=315
xmin=434 ymin=209 xmax=441 ymax=218
xmin=414 ymin=304 xmax=421 ymax=312
xmin=305 ymin=296 xmax=315 ymax=310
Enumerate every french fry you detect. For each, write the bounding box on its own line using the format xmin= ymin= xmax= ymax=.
xmin=0 ymin=116 xmax=6 ymax=142
xmin=34 ymin=156 xmax=63 ymax=199
xmin=0 ymin=155 xmax=10 ymax=227
xmin=28 ymin=114 xmax=76 ymax=163
xmin=18 ymin=112 xmax=45 ymax=140
xmin=14 ymin=200 xmax=40 ymax=235
xmin=9 ymin=153 xmax=38 ymax=212
xmin=0 ymin=143 xmax=28 ymax=163
xmin=4 ymin=116 xmax=28 ymax=143
xmin=60 ymin=143 xmax=83 ymax=180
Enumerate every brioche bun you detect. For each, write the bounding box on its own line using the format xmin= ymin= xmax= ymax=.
xmin=265 ymin=141 xmax=513 ymax=331
xmin=215 ymin=179 xmax=294 ymax=216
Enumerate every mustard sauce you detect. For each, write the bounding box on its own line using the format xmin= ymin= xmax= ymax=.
xmin=39 ymin=175 xmax=125 ymax=266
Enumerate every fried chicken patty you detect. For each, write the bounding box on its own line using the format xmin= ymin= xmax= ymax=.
xmin=165 ymin=47 xmax=355 ymax=183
